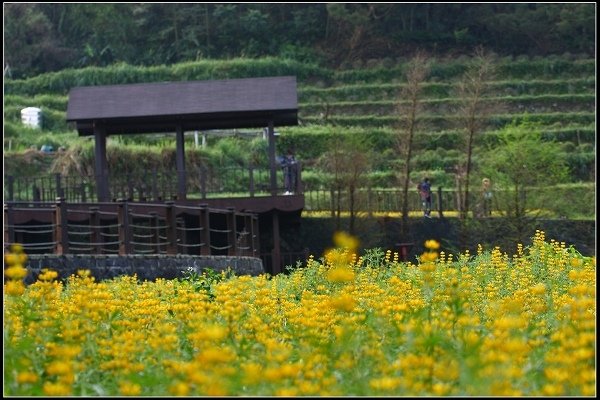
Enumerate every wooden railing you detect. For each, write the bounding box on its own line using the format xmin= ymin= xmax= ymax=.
xmin=4 ymin=199 xmax=259 ymax=257
xmin=4 ymin=163 xmax=303 ymax=203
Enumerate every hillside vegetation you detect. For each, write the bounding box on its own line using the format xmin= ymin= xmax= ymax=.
xmin=4 ymin=56 xmax=595 ymax=194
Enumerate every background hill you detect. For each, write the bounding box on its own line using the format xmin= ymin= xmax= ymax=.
xmin=3 ymin=3 xmax=596 ymax=222
xmin=4 ymin=3 xmax=595 ymax=79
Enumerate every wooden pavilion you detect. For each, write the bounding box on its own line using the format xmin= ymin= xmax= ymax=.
xmin=65 ymin=76 xmax=303 ymax=273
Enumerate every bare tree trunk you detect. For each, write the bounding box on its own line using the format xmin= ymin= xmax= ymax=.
xmin=456 ymin=46 xmax=497 ymax=220
xmin=349 ymin=184 xmax=355 ymax=235
xmin=396 ymin=52 xmax=430 ymax=237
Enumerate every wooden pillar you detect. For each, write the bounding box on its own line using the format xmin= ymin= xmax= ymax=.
xmin=176 ymin=125 xmax=187 ymax=200
xmin=295 ymin=161 xmax=303 ymax=194
xmin=268 ymin=120 xmax=277 ymax=196
xmin=4 ymin=203 xmax=15 ymax=245
xmin=199 ymin=204 xmax=211 ymax=255
xmin=117 ymin=199 xmax=132 ymax=255
xmin=165 ymin=201 xmax=177 ymax=255
xmin=55 ymin=197 xmax=69 ymax=255
xmin=271 ymin=210 xmax=281 ymax=275
xmin=7 ymin=176 xmax=14 ymax=201
xmin=248 ymin=163 xmax=255 ymax=197
xmin=251 ymin=214 xmax=260 ymax=257
xmin=55 ymin=173 xmax=64 ymax=199
xmin=226 ymin=207 xmax=237 ymax=256
xmin=94 ymin=124 xmax=110 ymax=202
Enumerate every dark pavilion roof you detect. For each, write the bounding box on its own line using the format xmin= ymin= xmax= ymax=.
xmin=66 ymin=76 xmax=298 ymax=136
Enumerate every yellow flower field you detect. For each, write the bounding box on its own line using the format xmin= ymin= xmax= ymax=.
xmin=3 ymin=231 xmax=596 ymax=396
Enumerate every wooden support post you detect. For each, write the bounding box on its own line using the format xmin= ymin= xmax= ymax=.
xmin=251 ymin=214 xmax=260 ymax=258
xmin=80 ymin=183 xmax=87 ymax=203
xmin=94 ymin=125 xmax=110 ymax=202
xmin=33 ymin=185 xmax=41 ymax=202
xmin=199 ymin=204 xmax=211 ymax=255
xmin=55 ymin=197 xmax=69 ymax=255
xmin=295 ymin=161 xmax=303 ymax=194
xmin=271 ymin=210 xmax=281 ymax=274
xmin=165 ymin=201 xmax=177 ymax=255
xmin=4 ymin=203 xmax=15 ymax=245
xmin=227 ymin=207 xmax=237 ymax=256
xmin=117 ymin=199 xmax=132 ymax=255
xmin=268 ymin=121 xmax=277 ymax=196
xmin=55 ymin=173 xmax=64 ymax=199
xmin=248 ymin=163 xmax=255 ymax=197
xmin=396 ymin=242 xmax=414 ymax=262
xmin=200 ymin=165 xmax=207 ymax=200
xmin=240 ymin=215 xmax=250 ymax=256
xmin=176 ymin=125 xmax=187 ymax=200
xmin=90 ymin=206 xmax=101 ymax=254
xmin=7 ymin=176 xmax=14 ymax=201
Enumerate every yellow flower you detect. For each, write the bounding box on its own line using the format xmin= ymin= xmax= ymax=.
xmin=369 ymin=376 xmax=401 ymax=391
xmin=169 ymin=381 xmax=190 ymax=396
xmin=419 ymin=262 xmax=436 ymax=273
xmin=326 ymin=266 xmax=355 ymax=283
xmin=119 ymin=381 xmax=142 ymax=396
xmin=330 ymin=294 xmax=356 ymax=312
xmin=16 ymin=371 xmax=38 ymax=384
xmin=5 ymin=280 xmax=25 ymax=296
xmin=4 ymin=265 xmax=28 ymax=280
xmin=77 ymin=269 xmax=91 ymax=277
xmin=38 ymin=268 xmax=58 ymax=281
xmin=530 ymin=283 xmax=546 ymax=295
xmin=195 ymin=347 xmax=235 ymax=364
xmin=241 ymin=362 xmax=263 ymax=385
xmin=188 ymin=324 xmax=227 ymax=341
xmin=424 ymin=239 xmax=440 ymax=250
xmin=420 ymin=251 xmax=438 ymax=262
xmin=4 ymin=253 xmax=19 ymax=266
xmin=333 ymin=231 xmax=360 ymax=252
xmin=43 ymin=382 xmax=72 ymax=396
xmin=46 ymin=361 xmax=72 ymax=376
xmin=9 ymin=243 xmax=24 ymax=254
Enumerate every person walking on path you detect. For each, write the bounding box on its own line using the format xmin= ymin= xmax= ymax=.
xmin=481 ymin=178 xmax=493 ymax=217
xmin=418 ymin=177 xmax=432 ymax=217
xmin=281 ymin=149 xmax=297 ymax=195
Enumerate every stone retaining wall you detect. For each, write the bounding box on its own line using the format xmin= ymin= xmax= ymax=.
xmin=23 ymin=254 xmax=264 ymax=284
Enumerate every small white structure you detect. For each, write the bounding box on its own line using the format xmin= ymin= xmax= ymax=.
xmin=21 ymin=107 xmax=42 ymax=129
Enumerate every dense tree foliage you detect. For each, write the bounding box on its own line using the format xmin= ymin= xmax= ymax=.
xmin=4 ymin=3 xmax=595 ymax=79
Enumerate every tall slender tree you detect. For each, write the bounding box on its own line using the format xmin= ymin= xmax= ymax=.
xmin=395 ymin=52 xmax=430 ymax=237
xmin=317 ymin=129 xmax=371 ymax=235
xmin=454 ymin=46 xmax=498 ymax=220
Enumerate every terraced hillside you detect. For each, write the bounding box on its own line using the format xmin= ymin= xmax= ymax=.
xmin=4 ymin=56 xmax=596 ymax=194
xmin=282 ymin=56 xmax=595 ymax=189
